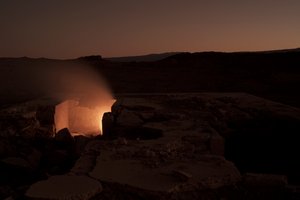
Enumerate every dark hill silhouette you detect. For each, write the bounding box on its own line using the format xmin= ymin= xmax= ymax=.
xmin=105 ymin=52 xmax=181 ymax=62
xmin=1 ymin=48 xmax=300 ymax=107
xmin=99 ymin=49 xmax=300 ymax=107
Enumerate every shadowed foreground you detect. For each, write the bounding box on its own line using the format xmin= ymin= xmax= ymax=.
xmin=1 ymin=93 xmax=300 ymax=199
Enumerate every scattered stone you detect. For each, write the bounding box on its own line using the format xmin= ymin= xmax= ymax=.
xmin=209 ymin=130 xmax=224 ymax=156
xmin=1 ymin=157 xmax=31 ymax=169
xmin=0 ymin=139 xmax=17 ymax=158
xmin=20 ymin=121 xmax=40 ymax=139
xmin=0 ymin=186 xmax=13 ymax=200
xmin=26 ymin=148 xmax=42 ymax=169
xmin=34 ymin=125 xmax=55 ymax=139
xmin=124 ymin=105 xmax=156 ymax=112
xmin=243 ymin=173 xmax=288 ymax=188
xmin=83 ymin=140 xmax=103 ymax=153
xmin=42 ymin=149 xmax=74 ymax=175
xmin=1 ymin=93 xmax=300 ymax=199
xmin=26 ymin=175 xmax=102 ymax=200
xmin=0 ymin=157 xmax=34 ymax=185
xmin=1 ymin=126 xmax=17 ymax=137
xmin=115 ymin=137 xmax=128 ymax=145
xmin=144 ymin=112 xmax=170 ymax=122
xmin=144 ymin=149 xmax=156 ymax=158
xmin=118 ymin=126 xmax=163 ymax=140
xmin=71 ymin=154 xmax=97 ymax=175
xmin=116 ymin=110 xmax=143 ymax=127
xmin=172 ymin=169 xmax=192 ymax=182
xmin=181 ymin=133 xmax=210 ymax=145
xmin=286 ymin=185 xmax=300 ymax=199
xmin=138 ymin=112 xmax=155 ymax=121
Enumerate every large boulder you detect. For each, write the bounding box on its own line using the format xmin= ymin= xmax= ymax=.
xmin=55 ymin=128 xmax=74 ymax=147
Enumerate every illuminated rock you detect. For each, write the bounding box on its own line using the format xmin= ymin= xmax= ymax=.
xmin=54 ymin=99 xmax=115 ymax=136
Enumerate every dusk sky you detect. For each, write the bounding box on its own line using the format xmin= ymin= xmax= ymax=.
xmin=1 ymin=0 xmax=300 ymax=59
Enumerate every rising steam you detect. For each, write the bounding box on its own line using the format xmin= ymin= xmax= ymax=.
xmin=0 ymin=58 xmax=115 ymax=135
xmin=0 ymin=59 xmax=114 ymax=102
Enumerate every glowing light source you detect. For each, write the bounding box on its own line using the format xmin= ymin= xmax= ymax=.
xmin=54 ymin=99 xmax=116 ymax=136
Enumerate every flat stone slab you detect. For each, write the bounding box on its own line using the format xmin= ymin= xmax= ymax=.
xmin=85 ymin=93 xmax=300 ymax=195
xmin=89 ymin=150 xmax=240 ymax=193
xmin=26 ymin=175 xmax=102 ymax=200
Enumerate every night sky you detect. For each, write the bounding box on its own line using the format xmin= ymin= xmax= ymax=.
xmin=1 ymin=0 xmax=300 ymax=58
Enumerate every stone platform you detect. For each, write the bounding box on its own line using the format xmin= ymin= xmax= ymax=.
xmin=1 ymin=93 xmax=300 ymax=199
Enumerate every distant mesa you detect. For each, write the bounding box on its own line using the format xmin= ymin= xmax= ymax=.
xmin=105 ymin=52 xmax=182 ymax=62
xmin=1 ymin=47 xmax=300 ymax=62
xmin=254 ymin=47 xmax=300 ymax=54
xmin=105 ymin=47 xmax=300 ymax=63
xmin=77 ymin=55 xmax=103 ymax=61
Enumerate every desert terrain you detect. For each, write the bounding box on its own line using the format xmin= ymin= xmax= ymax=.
xmin=1 ymin=49 xmax=300 ymax=199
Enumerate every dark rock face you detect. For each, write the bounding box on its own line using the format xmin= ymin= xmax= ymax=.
xmin=36 ymin=105 xmax=55 ymax=126
xmin=243 ymin=173 xmax=288 ymax=188
xmin=108 ymin=94 xmax=300 ymax=188
xmin=55 ymin=128 xmax=74 ymax=146
xmin=0 ymin=186 xmax=13 ymax=200
xmin=102 ymin=112 xmax=114 ymax=136
xmin=0 ymin=138 xmax=17 ymax=158
xmin=112 ymin=126 xmax=163 ymax=140
xmin=74 ymin=135 xmax=92 ymax=156
xmin=225 ymin=112 xmax=300 ymax=183
xmin=108 ymin=100 xmax=165 ymax=140
xmin=0 ymin=157 xmax=33 ymax=185
xmin=42 ymin=149 xmax=72 ymax=174
xmin=0 ymin=136 xmax=43 ymax=186
xmin=241 ymin=173 xmax=288 ymax=200
xmin=34 ymin=128 xmax=78 ymax=175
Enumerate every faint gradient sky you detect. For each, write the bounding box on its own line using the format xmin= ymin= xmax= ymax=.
xmin=0 ymin=0 xmax=300 ymax=58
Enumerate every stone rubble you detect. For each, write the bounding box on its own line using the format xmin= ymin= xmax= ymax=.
xmin=1 ymin=93 xmax=300 ymax=199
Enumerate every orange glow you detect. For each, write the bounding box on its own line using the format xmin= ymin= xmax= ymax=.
xmin=55 ymin=99 xmax=116 ymax=136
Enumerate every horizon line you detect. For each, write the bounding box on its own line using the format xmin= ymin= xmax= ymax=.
xmin=1 ymin=46 xmax=300 ymax=60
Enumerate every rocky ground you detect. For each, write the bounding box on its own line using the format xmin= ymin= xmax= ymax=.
xmin=1 ymin=93 xmax=300 ymax=199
